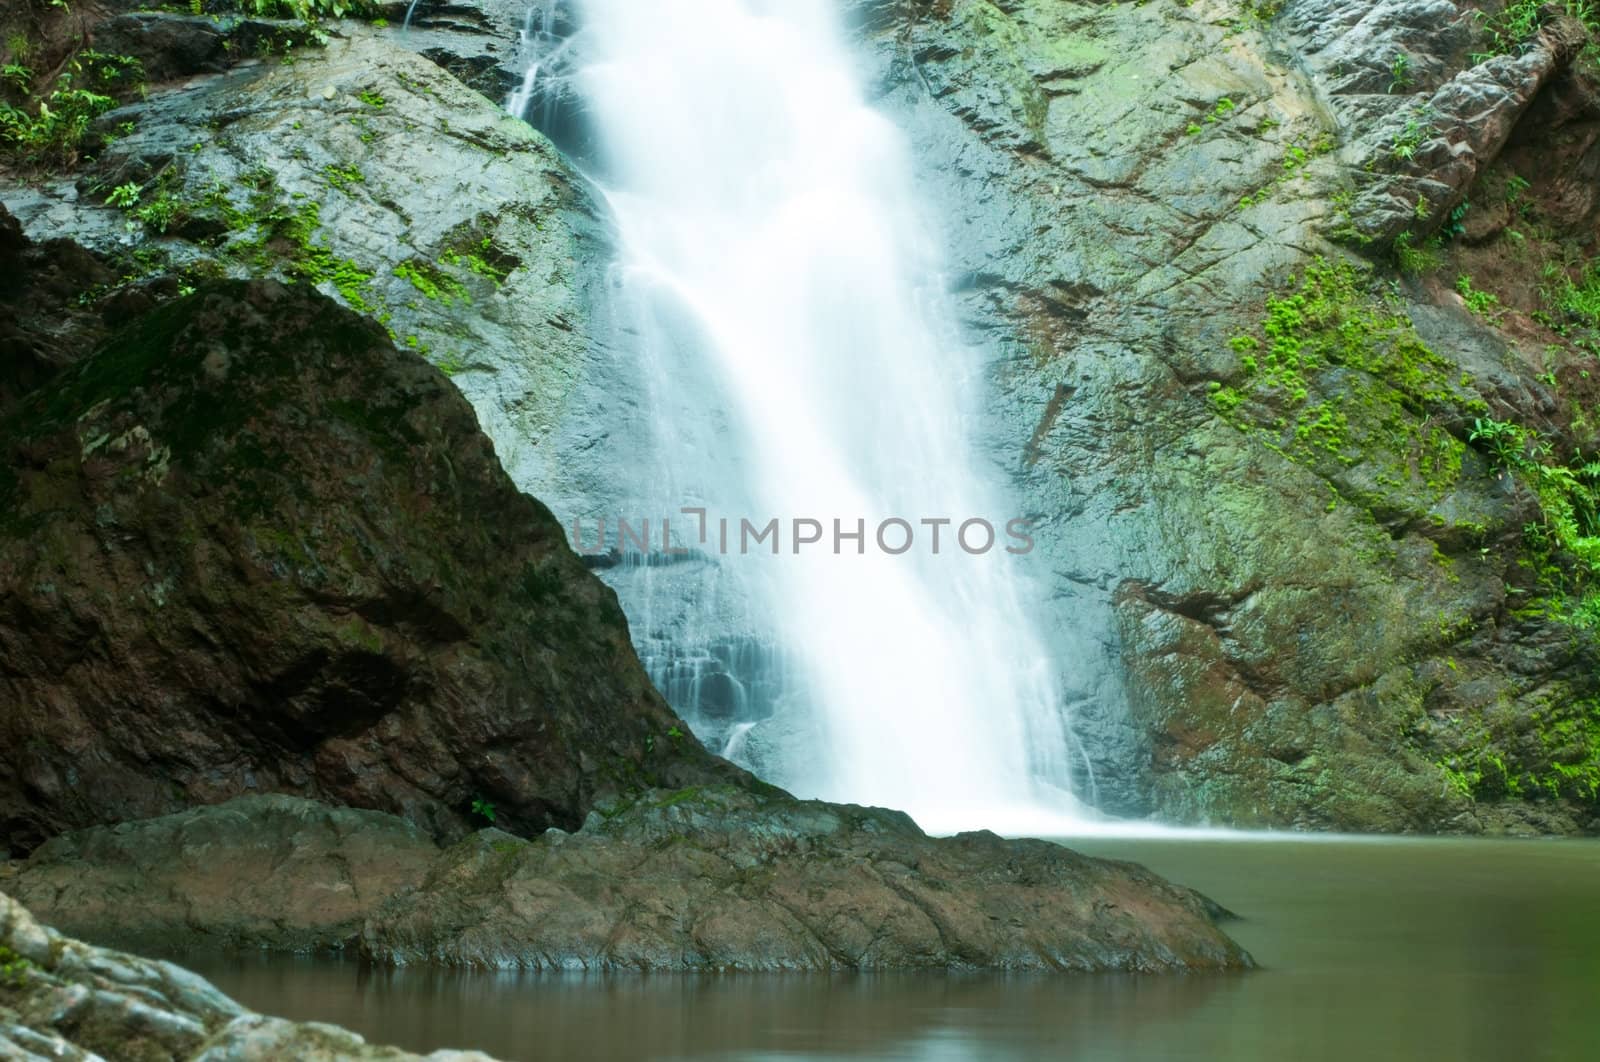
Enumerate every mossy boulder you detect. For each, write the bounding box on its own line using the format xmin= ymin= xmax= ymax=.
xmin=0 ymin=279 xmax=740 ymax=854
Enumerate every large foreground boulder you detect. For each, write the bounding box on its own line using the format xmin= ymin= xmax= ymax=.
xmin=6 ymin=792 xmax=1252 ymax=972
xmin=0 ymin=890 xmax=497 ymax=1060
xmin=0 ymin=279 xmax=738 ymax=855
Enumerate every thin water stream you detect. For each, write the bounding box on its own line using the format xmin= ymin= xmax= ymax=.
xmin=185 ymin=837 xmax=1600 ymax=1061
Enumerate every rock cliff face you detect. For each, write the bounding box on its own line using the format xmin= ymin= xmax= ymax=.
xmin=838 ymin=0 xmax=1600 ymax=833
xmin=0 ymin=276 xmax=736 ymax=854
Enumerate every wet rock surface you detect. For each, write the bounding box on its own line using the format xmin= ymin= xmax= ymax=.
xmin=5 ymin=796 xmax=438 ymax=954
xmin=0 ymin=889 xmax=498 ymax=1060
xmin=10 ymin=792 xmax=1251 ymax=972
xmin=834 ymin=0 xmax=1600 ymax=833
xmin=0 ymin=278 xmax=737 ymax=854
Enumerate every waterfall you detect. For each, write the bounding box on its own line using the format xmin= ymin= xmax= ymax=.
xmin=534 ymin=0 xmax=1094 ymax=833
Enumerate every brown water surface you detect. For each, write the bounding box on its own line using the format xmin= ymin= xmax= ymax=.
xmin=185 ymin=836 xmax=1600 ymax=1060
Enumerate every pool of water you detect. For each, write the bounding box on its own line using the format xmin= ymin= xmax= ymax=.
xmin=184 ymin=836 xmax=1600 ymax=1061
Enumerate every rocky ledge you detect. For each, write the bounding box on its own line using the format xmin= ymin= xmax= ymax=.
xmin=6 ymin=791 xmax=1250 ymax=973
xmin=0 ymin=890 xmax=497 ymax=1061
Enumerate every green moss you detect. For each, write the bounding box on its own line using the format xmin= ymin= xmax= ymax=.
xmin=1435 ymin=696 xmax=1600 ymax=804
xmin=1208 ymin=257 xmax=1482 ymax=517
xmin=394 ymin=259 xmax=469 ymax=305
xmin=652 ymin=786 xmax=704 ymax=809
xmin=1237 ymin=134 xmax=1336 ymax=210
xmin=321 ymin=163 xmax=364 ymax=192
xmin=0 ymin=945 xmax=31 ymax=989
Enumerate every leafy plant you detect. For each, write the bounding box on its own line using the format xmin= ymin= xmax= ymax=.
xmin=1388 ymin=53 xmax=1412 ymax=93
xmin=237 ymin=0 xmax=373 ymax=18
xmin=135 ymin=193 xmax=181 ymax=233
xmin=470 ymin=797 xmax=496 ymax=823
xmin=0 ymin=50 xmax=143 ymax=168
xmin=1 ymin=63 xmax=31 ymax=93
xmin=1391 ymin=115 xmax=1430 ymax=162
xmin=1469 ymin=417 xmax=1541 ymax=472
xmin=1456 ymin=274 xmax=1501 ymax=319
xmin=106 ymin=181 xmax=142 ymax=208
xmin=1551 ymin=261 xmax=1600 ymax=329
xmin=1476 ymin=0 xmax=1600 ymax=58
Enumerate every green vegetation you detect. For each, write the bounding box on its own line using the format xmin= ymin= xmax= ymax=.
xmin=133 ymin=196 xmax=178 ymax=233
xmin=0 ymin=50 xmax=144 ymax=169
xmin=1215 ymin=257 xmax=1600 ymax=811
xmin=471 ymin=797 xmax=497 ymax=824
xmin=0 ymin=945 xmax=30 ymax=989
xmin=1467 ymin=413 xmax=1600 ymax=589
xmin=1211 ymin=257 xmax=1485 ymax=521
xmin=321 ymin=162 xmax=364 ymax=192
xmin=101 ymin=168 xmax=189 ymax=234
xmin=1550 ymin=259 xmax=1600 ymax=329
xmin=195 ymin=0 xmax=373 ymax=19
xmin=1456 ymin=274 xmax=1501 ymax=319
xmin=1476 ymin=0 xmax=1600 ymax=59
xmin=197 ymin=172 xmax=378 ymax=310
xmin=1438 ymin=696 xmax=1600 ymax=803
xmin=1393 ymin=231 xmax=1442 ymax=275
xmin=357 ymin=90 xmax=386 ymax=109
xmin=106 ymin=182 xmax=141 ymax=208
xmin=394 ymin=259 xmax=469 ymax=304
xmin=1390 ymin=114 xmax=1431 ymax=162
xmin=1237 ymin=134 xmax=1336 ymax=209
xmin=1388 ymin=53 xmax=1413 ymax=93
xmin=440 ymin=237 xmax=512 ymax=285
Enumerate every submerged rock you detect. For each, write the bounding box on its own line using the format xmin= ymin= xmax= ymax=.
xmin=0 ymin=889 xmax=497 ymax=1060
xmin=0 ymin=279 xmax=738 ymax=854
xmin=10 ymin=793 xmax=1251 ymax=972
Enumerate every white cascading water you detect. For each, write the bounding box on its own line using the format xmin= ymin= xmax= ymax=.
xmin=530 ymin=0 xmax=1096 ymax=833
